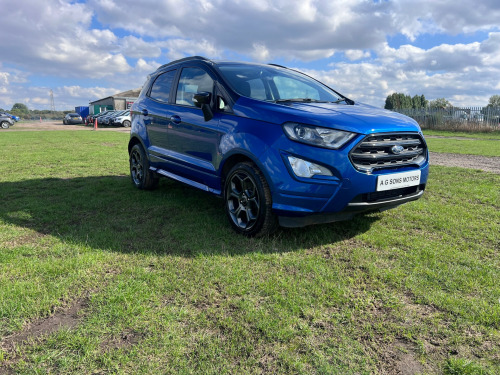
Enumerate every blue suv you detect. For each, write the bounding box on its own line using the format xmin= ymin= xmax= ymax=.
xmin=129 ymin=56 xmax=428 ymax=236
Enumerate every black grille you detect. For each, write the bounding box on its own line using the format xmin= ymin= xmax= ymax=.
xmin=351 ymin=184 xmax=425 ymax=204
xmin=349 ymin=133 xmax=427 ymax=173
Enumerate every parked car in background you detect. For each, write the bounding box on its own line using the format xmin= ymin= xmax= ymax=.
xmin=1 ymin=114 xmax=14 ymax=129
xmin=97 ymin=110 xmax=119 ymax=125
xmin=111 ymin=110 xmax=131 ymax=127
xmin=469 ymin=110 xmax=484 ymax=122
xmin=452 ymin=110 xmax=468 ymax=121
xmin=63 ymin=113 xmax=83 ymax=125
xmin=103 ymin=110 xmax=127 ymax=125
xmin=0 ymin=112 xmax=19 ymax=122
xmin=87 ymin=111 xmax=110 ymax=125
xmin=129 ymin=56 xmax=429 ymax=236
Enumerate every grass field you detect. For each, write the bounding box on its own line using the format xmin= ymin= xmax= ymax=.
xmin=1 ymin=131 xmax=499 ymax=374
xmin=423 ymin=130 xmax=500 ymax=157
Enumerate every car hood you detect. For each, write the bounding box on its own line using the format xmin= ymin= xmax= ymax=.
xmin=232 ymin=98 xmax=420 ymax=134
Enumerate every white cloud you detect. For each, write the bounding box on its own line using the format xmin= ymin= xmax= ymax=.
xmin=1 ymin=0 xmax=500 ymax=109
xmin=120 ymin=36 xmax=162 ymax=58
xmin=303 ymin=32 xmax=500 ymax=108
xmin=345 ymin=50 xmax=371 ymax=61
xmin=162 ymin=39 xmax=220 ymax=61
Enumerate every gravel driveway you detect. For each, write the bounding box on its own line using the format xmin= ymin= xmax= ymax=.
xmin=3 ymin=120 xmax=130 ymax=133
xmin=429 ymin=152 xmax=500 ymax=174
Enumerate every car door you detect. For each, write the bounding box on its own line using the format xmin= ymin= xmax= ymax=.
xmin=166 ymin=66 xmax=222 ymax=187
xmin=142 ymin=69 xmax=177 ymax=166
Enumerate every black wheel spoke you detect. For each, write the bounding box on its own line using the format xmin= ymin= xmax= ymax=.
xmin=225 ymin=167 xmax=263 ymax=232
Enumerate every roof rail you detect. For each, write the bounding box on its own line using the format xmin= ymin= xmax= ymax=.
xmin=268 ymin=63 xmax=288 ymax=69
xmin=157 ymin=56 xmax=210 ymax=70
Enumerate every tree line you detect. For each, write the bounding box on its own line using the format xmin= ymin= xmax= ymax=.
xmin=385 ymin=94 xmax=500 ymax=110
xmin=0 ymin=103 xmax=73 ymax=120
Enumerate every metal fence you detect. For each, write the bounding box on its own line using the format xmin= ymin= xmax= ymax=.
xmin=392 ymin=106 xmax=500 ymax=131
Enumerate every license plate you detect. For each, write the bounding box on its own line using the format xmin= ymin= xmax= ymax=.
xmin=377 ymin=170 xmax=421 ymax=191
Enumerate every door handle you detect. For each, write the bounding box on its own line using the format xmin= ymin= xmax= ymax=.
xmin=142 ymin=109 xmax=149 ymax=116
xmin=170 ymin=115 xmax=181 ymax=124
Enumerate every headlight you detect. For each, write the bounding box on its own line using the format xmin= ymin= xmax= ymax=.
xmin=283 ymin=122 xmax=355 ymax=149
xmin=287 ymin=156 xmax=332 ymax=178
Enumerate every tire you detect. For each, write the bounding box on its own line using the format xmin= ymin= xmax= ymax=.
xmin=123 ymin=120 xmax=131 ymax=128
xmin=129 ymin=144 xmax=159 ymax=190
xmin=63 ymin=120 xmax=66 ymax=125
xmin=1 ymin=121 xmax=10 ymax=129
xmin=224 ymin=162 xmax=277 ymax=237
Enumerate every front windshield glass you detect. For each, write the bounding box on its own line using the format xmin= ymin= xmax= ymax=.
xmin=218 ymin=64 xmax=342 ymax=103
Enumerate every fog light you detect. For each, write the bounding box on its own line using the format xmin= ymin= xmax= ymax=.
xmin=287 ymin=156 xmax=332 ymax=178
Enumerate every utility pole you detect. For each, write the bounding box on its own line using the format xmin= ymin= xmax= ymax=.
xmin=49 ymin=89 xmax=55 ymax=116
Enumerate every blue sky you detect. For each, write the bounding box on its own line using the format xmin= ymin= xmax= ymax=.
xmin=0 ymin=0 xmax=499 ymax=110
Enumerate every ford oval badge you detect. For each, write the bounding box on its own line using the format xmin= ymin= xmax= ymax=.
xmin=391 ymin=145 xmax=404 ymax=154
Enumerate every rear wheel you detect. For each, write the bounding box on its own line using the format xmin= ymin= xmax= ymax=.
xmin=129 ymin=144 xmax=159 ymax=190
xmin=1 ymin=121 xmax=10 ymax=129
xmin=224 ymin=162 xmax=277 ymax=237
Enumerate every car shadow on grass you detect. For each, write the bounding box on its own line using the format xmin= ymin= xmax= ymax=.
xmin=0 ymin=176 xmax=379 ymax=256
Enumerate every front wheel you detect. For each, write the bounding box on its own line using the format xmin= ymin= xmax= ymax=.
xmin=1 ymin=121 xmax=10 ymax=129
xmin=224 ymin=162 xmax=277 ymax=237
xmin=122 ymin=120 xmax=131 ymax=127
xmin=129 ymin=144 xmax=159 ymax=190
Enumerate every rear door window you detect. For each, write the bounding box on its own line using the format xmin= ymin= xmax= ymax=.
xmin=149 ymin=70 xmax=176 ymax=103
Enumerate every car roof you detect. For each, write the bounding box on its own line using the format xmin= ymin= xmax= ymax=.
xmin=155 ymin=56 xmax=287 ymax=72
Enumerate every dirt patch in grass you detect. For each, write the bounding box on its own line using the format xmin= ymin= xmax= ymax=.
xmin=0 ymin=297 xmax=89 ymax=373
xmin=100 ymin=330 xmax=145 ymax=351
xmin=1 ymin=297 xmax=88 ymax=351
xmin=380 ymin=338 xmax=425 ymax=375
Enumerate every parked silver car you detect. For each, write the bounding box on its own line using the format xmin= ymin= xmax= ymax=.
xmin=112 ymin=110 xmax=131 ymax=127
xmin=1 ymin=114 xmax=14 ymax=129
xmin=63 ymin=113 xmax=83 ymax=125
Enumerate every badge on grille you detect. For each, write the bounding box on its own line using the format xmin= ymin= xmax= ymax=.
xmin=391 ymin=145 xmax=404 ymax=154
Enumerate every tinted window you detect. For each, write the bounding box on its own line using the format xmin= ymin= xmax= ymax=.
xmin=149 ymin=70 xmax=176 ymax=102
xmin=176 ymin=68 xmax=214 ymax=106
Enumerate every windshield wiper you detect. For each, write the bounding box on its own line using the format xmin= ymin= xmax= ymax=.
xmin=273 ymin=98 xmax=328 ymax=103
xmin=333 ymin=97 xmax=355 ymax=105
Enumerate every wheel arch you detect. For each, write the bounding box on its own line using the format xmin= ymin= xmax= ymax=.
xmin=220 ymin=151 xmax=273 ymax=195
xmin=128 ymin=135 xmax=145 ymax=154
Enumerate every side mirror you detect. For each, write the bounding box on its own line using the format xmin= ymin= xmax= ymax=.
xmin=193 ymin=92 xmax=213 ymax=122
xmin=193 ymin=92 xmax=211 ymax=108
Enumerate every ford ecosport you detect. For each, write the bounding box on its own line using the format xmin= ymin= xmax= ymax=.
xmin=129 ymin=56 xmax=428 ymax=236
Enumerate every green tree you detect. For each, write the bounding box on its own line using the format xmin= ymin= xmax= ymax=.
xmin=429 ymin=98 xmax=451 ymax=109
xmin=487 ymin=95 xmax=500 ymax=107
xmin=11 ymin=103 xmax=29 ymax=113
xmin=420 ymin=94 xmax=428 ymax=108
xmin=385 ymin=93 xmax=427 ymax=110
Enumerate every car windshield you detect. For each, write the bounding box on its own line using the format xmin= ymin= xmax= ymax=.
xmin=218 ymin=64 xmax=342 ymax=103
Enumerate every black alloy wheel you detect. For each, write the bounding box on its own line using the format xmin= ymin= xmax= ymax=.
xmin=224 ymin=162 xmax=277 ymax=237
xmin=129 ymin=144 xmax=158 ymax=190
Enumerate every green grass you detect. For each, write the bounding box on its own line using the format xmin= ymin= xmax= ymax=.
xmin=1 ymin=131 xmax=499 ymax=374
xmin=423 ymin=129 xmax=500 ymax=156
xmin=425 ymin=138 xmax=500 ymax=156
xmin=423 ymin=130 xmax=500 ymax=140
